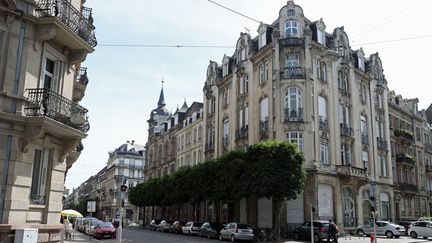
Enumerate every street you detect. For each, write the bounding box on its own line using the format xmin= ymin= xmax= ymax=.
xmin=70 ymin=226 xmax=432 ymax=243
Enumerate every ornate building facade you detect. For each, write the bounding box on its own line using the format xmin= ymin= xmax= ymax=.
xmin=0 ymin=0 xmax=96 ymax=241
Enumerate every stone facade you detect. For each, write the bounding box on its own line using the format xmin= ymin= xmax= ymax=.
xmin=0 ymin=0 xmax=96 ymax=241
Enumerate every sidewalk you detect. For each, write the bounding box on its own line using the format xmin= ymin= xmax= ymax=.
xmin=63 ymin=230 xmax=96 ymax=243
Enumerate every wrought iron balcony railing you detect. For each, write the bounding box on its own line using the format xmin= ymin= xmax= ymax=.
xmin=284 ymin=107 xmax=304 ymax=123
xmin=205 ymin=142 xmax=214 ymax=152
xmin=396 ymin=153 xmax=415 ymax=165
xmin=235 ymin=125 xmax=248 ymax=140
xmin=377 ymin=137 xmax=388 ymax=150
xmin=29 ymin=194 xmax=46 ymax=205
xmin=76 ymin=67 xmax=89 ymax=85
xmin=394 ymin=128 xmax=414 ymax=141
xmin=340 ymin=124 xmax=354 ymax=137
xmin=280 ymin=67 xmax=306 ymax=79
xmin=35 ymin=0 xmax=97 ymax=47
xmin=361 ymin=133 xmax=368 ymax=145
xmin=24 ymin=88 xmax=90 ymax=133
xmin=319 ymin=116 xmax=328 ymax=130
xmin=279 ymin=37 xmax=305 ymax=48
xmin=260 ymin=120 xmax=269 ymax=132
xmin=398 ymin=182 xmax=418 ymax=192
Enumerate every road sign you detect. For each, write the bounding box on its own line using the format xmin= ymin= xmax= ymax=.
xmin=87 ymin=201 xmax=96 ymax=213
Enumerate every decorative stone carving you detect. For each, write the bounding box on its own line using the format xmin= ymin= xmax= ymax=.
xmin=20 ymin=124 xmax=45 ymax=153
xmin=35 ymin=25 xmax=56 ymax=41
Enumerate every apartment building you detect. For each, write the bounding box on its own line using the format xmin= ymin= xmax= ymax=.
xmin=388 ymin=92 xmax=432 ymax=221
xmin=203 ymin=0 xmax=393 ymax=228
xmin=0 ymin=0 xmax=96 ymax=241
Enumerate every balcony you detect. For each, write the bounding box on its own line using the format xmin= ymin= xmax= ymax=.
xmin=340 ymin=124 xmax=354 ymax=138
xmin=394 ymin=129 xmax=414 ymax=142
xmin=377 ymin=137 xmax=388 ymax=150
xmin=280 ymin=67 xmax=306 ymax=79
xmin=361 ymin=133 xmax=368 ymax=145
xmin=205 ymin=142 xmax=214 ymax=152
xmin=336 ymin=165 xmax=368 ymax=180
xmin=35 ymin=0 xmax=97 ymax=51
xmin=73 ymin=67 xmax=89 ymax=101
xmin=396 ymin=153 xmax=415 ymax=165
xmin=24 ymin=88 xmax=90 ymax=134
xmin=29 ymin=194 xmax=46 ymax=205
xmin=398 ymin=182 xmax=418 ymax=193
xmin=260 ymin=120 xmax=269 ymax=132
xmin=284 ymin=108 xmax=304 ymax=123
xmin=319 ymin=116 xmax=328 ymax=130
xmin=235 ymin=125 xmax=248 ymax=140
xmin=279 ymin=37 xmax=305 ymax=48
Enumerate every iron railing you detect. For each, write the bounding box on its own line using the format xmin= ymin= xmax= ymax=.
xmin=235 ymin=126 xmax=248 ymax=140
xmin=76 ymin=67 xmax=88 ymax=85
xmin=396 ymin=153 xmax=415 ymax=164
xmin=377 ymin=137 xmax=388 ymax=150
xmin=319 ymin=116 xmax=328 ymax=130
xmin=205 ymin=142 xmax=214 ymax=152
xmin=279 ymin=37 xmax=305 ymax=47
xmin=24 ymin=88 xmax=90 ymax=133
xmin=260 ymin=120 xmax=269 ymax=132
xmin=280 ymin=67 xmax=306 ymax=79
xmin=340 ymin=124 xmax=354 ymax=137
xmin=398 ymin=182 xmax=418 ymax=192
xmin=284 ymin=108 xmax=304 ymax=122
xmin=394 ymin=129 xmax=414 ymax=141
xmin=29 ymin=194 xmax=46 ymax=205
xmin=35 ymin=0 xmax=97 ymax=47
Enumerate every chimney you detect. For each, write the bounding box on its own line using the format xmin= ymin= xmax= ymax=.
xmin=131 ymin=140 xmax=135 ymax=145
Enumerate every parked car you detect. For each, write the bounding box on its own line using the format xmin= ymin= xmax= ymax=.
xmin=219 ymin=222 xmax=254 ymax=242
xmin=199 ymin=222 xmax=224 ymax=239
xmin=148 ymin=219 xmax=161 ymax=231
xmin=356 ymin=221 xmax=404 ymax=238
xmin=293 ymin=220 xmax=330 ymax=242
xmin=169 ymin=220 xmax=186 ymax=234
xmin=93 ymin=221 xmax=116 ymax=239
xmin=182 ymin=221 xmax=203 ymax=235
xmin=85 ymin=218 xmax=102 ymax=235
xmin=408 ymin=221 xmax=432 ymax=239
xmin=157 ymin=220 xmax=174 ymax=232
xmin=397 ymin=220 xmax=414 ymax=236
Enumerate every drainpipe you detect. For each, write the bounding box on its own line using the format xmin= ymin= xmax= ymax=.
xmin=0 ymin=18 xmax=27 ymax=223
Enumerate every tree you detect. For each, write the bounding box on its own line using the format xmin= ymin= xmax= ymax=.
xmin=243 ymin=140 xmax=306 ymax=242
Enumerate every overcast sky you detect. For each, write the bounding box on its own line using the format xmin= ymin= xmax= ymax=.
xmin=65 ymin=0 xmax=432 ymax=190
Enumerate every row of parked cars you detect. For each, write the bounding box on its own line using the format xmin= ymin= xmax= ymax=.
xmin=148 ymin=219 xmax=255 ymax=242
xmin=294 ymin=220 xmax=432 ymax=241
xmin=74 ymin=217 xmax=117 ymax=239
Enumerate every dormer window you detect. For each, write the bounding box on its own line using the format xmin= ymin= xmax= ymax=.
xmin=240 ymin=48 xmax=246 ymax=61
xmin=317 ymin=29 xmax=326 ymax=45
xmin=287 ymin=9 xmax=295 ymax=17
xmin=259 ymin=31 xmax=266 ymax=49
xmin=223 ymin=62 xmax=229 ymax=76
xmin=358 ymin=56 xmax=364 ymax=71
xmin=285 ymin=20 xmax=298 ymax=37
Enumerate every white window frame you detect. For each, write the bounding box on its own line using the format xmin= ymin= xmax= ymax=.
xmin=286 ymin=132 xmax=304 ymax=152
xmin=341 ymin=143 xmax=352 ymax=165
xmin=285 ymin=20 xmax=298 ymax=37
xmin=320 ymin=142 xmax=329 ymax=165
xmin=285 ymin=54 xmax=299 ymax=68
xmin=259 ymin=31 xmax=266 ymax=48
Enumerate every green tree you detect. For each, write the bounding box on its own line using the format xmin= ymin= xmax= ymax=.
xmin=243 ymin=140 xmax=306 ymax=242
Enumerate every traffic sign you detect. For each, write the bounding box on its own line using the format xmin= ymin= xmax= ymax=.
xmin=87 ymin=201 xmax=96 ymax=213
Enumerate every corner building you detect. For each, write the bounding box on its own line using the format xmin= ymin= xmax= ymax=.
xmin=0 ymin=0 xmax=96 ymax=241
xmin=203 ymin=0 xmax=394 ymax=229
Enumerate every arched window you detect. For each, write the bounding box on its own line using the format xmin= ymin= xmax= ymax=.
xmin=338 ymin=70 xmax=348 ymax=91
xmin=342 ymin=187 xmax=356 ymax=227
xmin=259 ymin=64 xmax=265 ymax=83
xmin=316 ymin=59 xmax=321 ymax=80
xmin=285 ymin=87 xmax=303 ymax=122
xmin=287 ymin=9 xmax=295 ymax=17
xmin=285 ymin=20 xmax=298 ymax=37
xmin=321 ymin=62 xmax=327 ymax=81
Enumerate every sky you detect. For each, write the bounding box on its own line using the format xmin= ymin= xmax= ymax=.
xmin=65 ymin=0 xmax=432 ymax=190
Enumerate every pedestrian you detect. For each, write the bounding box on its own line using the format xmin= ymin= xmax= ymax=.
xmin=327 ymin=219 xmax=338 ymax=242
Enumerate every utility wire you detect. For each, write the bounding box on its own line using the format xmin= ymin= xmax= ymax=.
xmin=97 ymin=44 xmax=235 ymax=48
xmin=207 ymin=0 xmax=262 ymax=24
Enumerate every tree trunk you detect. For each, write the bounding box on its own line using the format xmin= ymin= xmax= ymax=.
xmin=152 ymin=205 xmax=155 ymax=220
xmin=274 ymin=199 xmax=282 ymax=242
xmin=177 ymin=203 xmax=180 ymax=220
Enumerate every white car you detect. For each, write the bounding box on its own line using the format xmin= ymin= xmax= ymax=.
xmin=356 ymin=221 xmax=405 ymax=238
xmin=181 ymin=221 xmax=202 ymax=235
xmin=408 ymin=221 xmax=432 ymax=239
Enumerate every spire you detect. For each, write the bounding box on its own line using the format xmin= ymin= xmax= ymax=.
xmin=179 ymin=98 xmax=188 ymax=112
xmin=157 ymin=78 xmax=166 ymax=108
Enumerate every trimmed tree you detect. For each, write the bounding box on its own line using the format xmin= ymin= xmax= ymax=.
xmin=243 ymin=140 xmax=306 ymax=242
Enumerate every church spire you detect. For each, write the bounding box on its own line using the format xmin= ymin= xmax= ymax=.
xmin=157 ymin=78 xmax=166 ymax=108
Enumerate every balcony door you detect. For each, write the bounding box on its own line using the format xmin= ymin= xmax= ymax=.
xmin=43 ymin=58 xmax=62 ymax=93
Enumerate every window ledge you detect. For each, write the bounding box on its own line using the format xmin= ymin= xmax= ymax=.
xmin=29 ymin=204 xmax=46 ymax=209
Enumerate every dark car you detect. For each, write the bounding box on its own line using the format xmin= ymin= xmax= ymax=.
xmin=199 ymin=222 xmax=224 ymax=239
xmin=93 ymin=222 xmax=116 ymax=239
xmin=170 ymin=220 xmax=186 ymax=234
xmin=148 ymin=219 xmax=161 ymax=231
xmin=397 ymin=221 xmax=414 ymax=236
xmin=294 ymin=220 xmax=331 ymax=242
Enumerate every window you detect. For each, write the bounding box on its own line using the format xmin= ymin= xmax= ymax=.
xmin=360 ymin=114 xmax=367 ymax=134
xmin=30 ymin=149 xmax=50 ymax=205
xmin=377 ymin=92 xmax=384 ymax=109
xmin=316 ymin=59 xmax=321 ymax=80
xmin=342 ymin=187 xmax=356 ymax=227
xmin=321 ymin=62 xmax=327 ymax=81
xmin=259 ymin=31 xmax=266 ymax=48
xmin=320 ymin=142 xmax=329 ymax=165
xmin=259 ymin=64 xmax=265 ymax=83
xmin=223 ymin=62 xmax=229 ymax=76
xmin=338 ymin=70 xmax=348 ymax=91
xmin=360 ymin=83 xmax=367 ymax=104
xmin=318 ymin=96 xmax=327 ymax=129
xmin=264 ymin=62 xmax=269 ymax=81
xmin=286 ymin=132 xmax=303 ymax=152
xmin=285 ymin=87 xmax=303 ymax=121
xmin=222 ymin=87 xmax=230 ymax=107
xmin=317 ymin=29 xmax=325 ymax=45
xmin=285 ymin=20 xmax=298 ymax=37
xmin=285 ymin=54 xmax=299 ymax=68
xmin=380 ymin=192 xmax=390 ymax=221
xmin=260 ymin=98 xmax=269 ymax=131
xmin=339 ymin=104 xmax=350 ymax=127
xmin=377 ymin=120 xmax=385 ymax=139
xmin=239 ymin=75 xmax=249 ymax=94
xmin=223 ymin=119 xmax=229 ymax=145
xmin=363 ymin=150 xmax=369 ymax=172
xmin=238 ymin=105 xmax=248 ymax=128
xmin=287 ymin=9 xmax=295 ymax=16
xmin=358 ymin=56 xmax=364 ymax=71
xmin=340 ymin=143 xmax=352 ymax=165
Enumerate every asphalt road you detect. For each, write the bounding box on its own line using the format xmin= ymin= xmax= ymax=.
xmin=69 ymin=227 xmax=432 ymax=243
